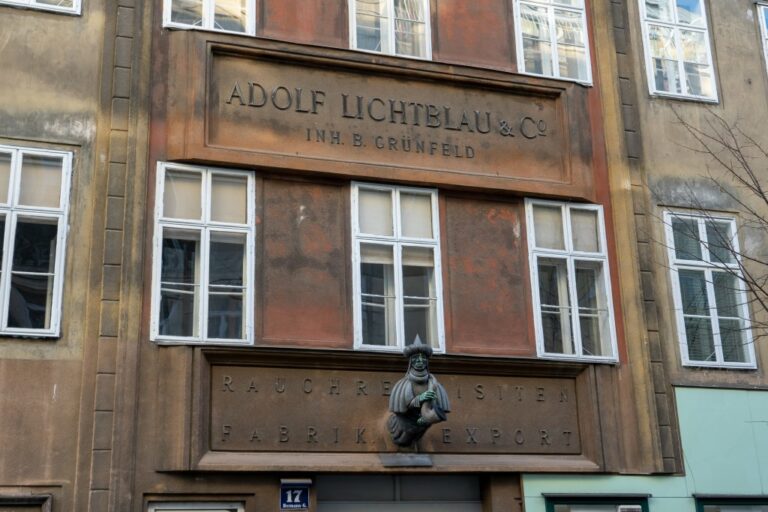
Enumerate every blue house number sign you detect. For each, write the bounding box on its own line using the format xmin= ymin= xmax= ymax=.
xmin=280 ymin=483 xmax=310 ymax=510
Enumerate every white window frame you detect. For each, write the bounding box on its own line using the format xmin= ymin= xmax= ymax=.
xmin=758 ymin=4 xmax=768 ymax=77
xmin=148 ymin=503 xmax=244 ymax=512
xmin=0 ymin=145 xmax=72 ymax=338
xmin=351 ymin=182 xmax=445 ymax=353
xmin=0 ymin=0 xmax=80 ymax=14
xmin=664 ymin=211 xmax=756 ymax=369
xmin=638 ymin=0 xmax=718 ymax=101
xmin=163 ymin=0 xmax=256 ymax=36
xmin=151 ymin=162 xmax=255 ymax=345
xmin=348 ymin=0 xmax=433 ymax=60
xmin=512 ymin=0 xmax=593 ymax=85
xmin=526 ymin=199 xmax=618 ymax=362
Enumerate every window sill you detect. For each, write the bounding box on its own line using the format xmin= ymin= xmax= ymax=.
xmin=649 ymin=90 xmax=719 ymax=104
xmin=682 ymin=361 xmax=758 ymax=371
xmin=516 ymin=70 xmax=593 ymax=87
xmin=0 ymin=331 xmax=60 ymax=341
xmin=0 ymin=1 xmax=80 ymax=15
xmin=163 ymin=23 xmax=255 ymax=38
xmin=152 ymin=338 xmax=254 ymax=347
xmin=349 ymin=46 xmax=433 ymax=62
xmin=537 ymin=353 xmax=619 ymax=365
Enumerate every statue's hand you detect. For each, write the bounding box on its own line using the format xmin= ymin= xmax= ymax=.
xmin=418 ymin=390 xmax=437 ymax=403
xmin=416 ymin=417 xmax=428 ymax=426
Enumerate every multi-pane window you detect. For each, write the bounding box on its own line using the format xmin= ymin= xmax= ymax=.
xmin=759 ymin=5 xmax=768 ymax=75
xmin=513 ymin=0 xmax=592 ymax=83
xmin=349 ymin=0 xmax=431 ymax=59
xmin=0 ymin=145 xmax=71 ymax=337
xmin=0 ymin=0 xmax=80 ymax=14
xmin=665 ymin=212 xmax=755 ymax=367
xmin=639 ymin=0 xmax=717 ymax=100
xmin=151 ymin=163 xmax=254 ymax=344
xmin=351 ymin=183 xmax=444 ymax=352
xmin=699 ymin=500 xmax=768 ymax=512
xmin=526 ymin=200 xmax=617 ymax=361
xmin=163 ymin=0 xmax=255 ymax=35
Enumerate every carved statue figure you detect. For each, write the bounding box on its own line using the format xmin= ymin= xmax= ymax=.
xmin=388 ymin=336 xmax=451 ymax=447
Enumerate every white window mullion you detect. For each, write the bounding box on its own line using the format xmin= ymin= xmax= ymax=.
xmin=387 ymin=0 xmax=396 ymax=55
xmin=673 ymin=27 xmax=688 ymax=96
xmin=394 ymin=243 xmax=406 ymax=346
xmin=199 ymin=227 xmax=210 ymax=342
xmin=704 ymin=268 xmax=724 ymax=362
xmin=0 ymin=212 xmax=18 ymax=330
xmin=566 ymin=256 xmax=582 ymax=356
xmin=548 ymin=4 xmax=560 ymax=79
xmin=204 ymin=0 xmax=215 ymax=31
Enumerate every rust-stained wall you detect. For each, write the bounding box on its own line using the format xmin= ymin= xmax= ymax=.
xmin=0 ymin=0 xmax=682 ymax=510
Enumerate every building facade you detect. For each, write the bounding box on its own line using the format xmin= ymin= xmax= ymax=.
xmin=0 ymin=0 xmax=767 ymax=511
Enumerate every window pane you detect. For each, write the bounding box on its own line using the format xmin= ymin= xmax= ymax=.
xmin=0 ymin=152 xmax=11 ymax=204
xmin=571 ymin=209 xmax=600 ymax=252
xmin=685 ymin=316 xmax=715 ymax=361
xmin=403 ymin=246 xmax=436 ymax=347
xmin=683 ymin=62 xmax=713 ymax=97
xmin=208 ymin=233 xmax=246 ymax=340
xmin=8 ymin=217 xmax=59 ymax=329
xmin=13 ymin=218 xmax=58 ymax=274
xmin=164 ymin=169 xmax=202 ymax=220
xmin=8 ymin=274 xmax=55 ymax=329
xmin=680 ymin=29 xmax=708 ymax=63
xmin=706 ymin=221 xmax=735 ymax=263
xmin=576 ymin=262 xmax=609 ymax=356
xmin=672 ymin=217 xmax=702 ymax=260
xmin=713 ymin=272 xmax=739 ymax=318
xmin=159 ymin=287 xmax=198 ymax=337
xmin=646 ymin=0 xmax=674 ymax=22
xmin=400 ymin=193 xmax=432 ymax=238
xmin=524 ymin=38 xmax=554 ymax=75
xmin=35 ymin=0 xmax=75 ymax=6
xmin=209 ymin=232 xmax=245 ymax=287
xmin=19 ymin=154 xmax=63 ymax=208
xmin=521 ymin=3 xmax=551 ymax=41
xmin=558 ymin=45 xmax=588 ymax=81
xmin=533 ymin=205 xmax=564 ymax=250
xmin=555 ymin=9 xmax=585 ymax=47
xmin=211 ymin=174 xmax=247 ymax=224
xmin=208 ymin=292 xmax=243 ymax=339
xmin=394 ymin=0 xmax=425 ymax=21
xmin=360 ymin=243 xmax=396 ymax=346
xmin=357 ymin=0 xmax=389 ymax=52
xmin=678 ymin=269 xmax=709 ymax=315
xmin=161 ymin=229 xmax=201 ymax=285
xmin=160 ymin=230 xmax=200 ymax=337
xmin=538 ymin=258 xmax=574 ymax=354
xmin=649 ymin=25 xmax=681 ymax=94
xmin=676 ymin=0 xmax=704 ymax=27
xmin=719 ymin=318 xmax=747 ymax=363
xmin=214 ymin=0 xmax=247 ymax=32
xmin=359 ymin=188 xmax=394 ymax=236
xmin=171 ymin=0 xmax=203 ymax=26
xmin=395 ymin=19 xmax=427 ymax=58
xmin=522 ymin=4 xmax=553 ymax=76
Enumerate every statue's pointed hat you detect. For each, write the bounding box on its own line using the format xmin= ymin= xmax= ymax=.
xmin=402 ymin=334 xmax=433 ymax=358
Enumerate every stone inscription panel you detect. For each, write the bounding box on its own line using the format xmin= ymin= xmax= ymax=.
xmin=210 ymin=365 xmax=581 ymax=454
xmin=207 ymin=52 xmax=568 ymax=183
